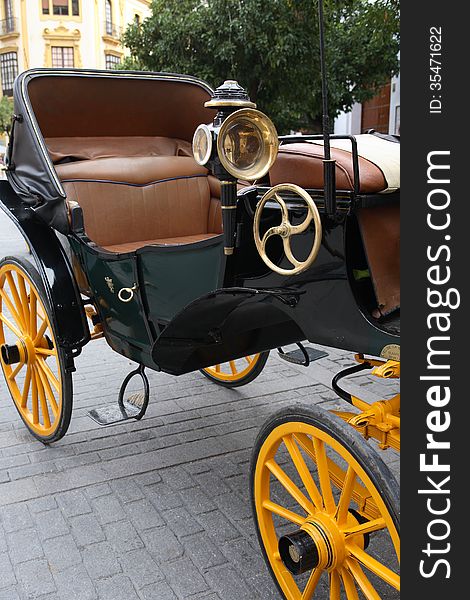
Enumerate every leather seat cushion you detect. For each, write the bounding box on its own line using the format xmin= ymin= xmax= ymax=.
xmin=270 ymin=142 xmax=388 ymax=193
xmin=56 ymin=155 xmax=206 ymax=184
xmin=47 ymin=136 xmax=193 ymax=164
xmin=57 ymin=156 xmax=222 ymax=249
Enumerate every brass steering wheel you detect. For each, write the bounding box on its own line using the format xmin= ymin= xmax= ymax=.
xmin=253 ymin=183 xmax=322 ymax=275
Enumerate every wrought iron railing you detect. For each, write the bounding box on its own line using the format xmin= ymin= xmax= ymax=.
xmin=103 ymin=22 xmax=122 ymax=38
xmin=0 ymin=17 xmax=18 ymax=35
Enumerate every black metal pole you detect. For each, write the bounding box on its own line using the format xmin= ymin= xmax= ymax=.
xmin=317 ymin=0 xmax=337 ymax=216
xmin=220 ymin=180 xmax=238 ymax=255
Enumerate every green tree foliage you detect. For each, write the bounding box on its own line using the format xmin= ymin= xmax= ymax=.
xmin=122 ymin=0 xmax=399 ymax=133
xmin=0 ymin=96 xmax=14 ymax=136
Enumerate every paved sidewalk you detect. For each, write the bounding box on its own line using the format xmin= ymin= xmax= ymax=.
xmin=0 ymin=211 xmax=399 ymax=599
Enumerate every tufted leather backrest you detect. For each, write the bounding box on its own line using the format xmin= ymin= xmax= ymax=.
xmin=51 ymin=139 xmax=222 ymax=251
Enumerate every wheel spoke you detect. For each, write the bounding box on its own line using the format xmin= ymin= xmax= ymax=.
xmin=215 ymin=364 xmax=221 ymax=373
xmin=283 ymin=435 xmax=323 ymax=510
xmin=36 ymin=366 xmax=51 ymax=428
xmin=336 ymin=466 xmax=356 ymax=525
xmin=261 ymin=226 xmax=282 ymax=246
xmin=0 ymin=289 xmax=25 ymax=333
xmin=0 ymin=312 xmax=23 ymax=339
xmin=35 ymin=348 xmax=56 ymax=357
xmin=312 ymin=437 xmax=336 ymax=514
xmin=302 ymin=568 xmax=321 ymax=599
xmin=21 ymin=365 xmax=32 ymax=408
xmin=245 ymin=355 xmax=253 ymax=364
xmin=329 ymin=571 xmax=341 ymax=600
xmin=345 ymin=558 xmax=381 ymax=600
xmin=296 ymin=432 xmax=377 ymax=519
xmin=36 ymin=356 xmax=60 ymax=392
xmin=265 ymin=459 xmax=315 ymax=515
xmin=33 ymin=319 xmax=48 ymax=346
xmin=262 ymin=499 xmax=305 ymax=526
xmin=283 ymin=237 xmax=302 ymax=268
xmin=341 ymin=568 xmax=360 ymax=600
xmin=35 ymin=358 xmax=59 ymax=417
xmin=31 ymin=367 xmax=39 ymax=425
xmin=29 ymin=292 xmax=37 ymax=339
xmin=344 ymin=518 xmax=386 ymax=538
xmin=274 ymin=193 xmax=290 ymax=222
xmin=229 ymin=360 xmax=237 ymax=375
xmin=5 ymin=273 xmax=26 ymax=330
xmin=290 ymin=214 xmax=312 ymax=236
xmin=347 ymin=544 xmax=400 ymax=590
xmin=17 ymin=275 xmax=30 ymax=331
xmin=7 ymin=361 xmax=24 ymax=381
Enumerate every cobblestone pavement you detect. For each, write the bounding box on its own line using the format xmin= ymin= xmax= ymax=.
xmin=0 ymin=211 xmax=399 ymax=599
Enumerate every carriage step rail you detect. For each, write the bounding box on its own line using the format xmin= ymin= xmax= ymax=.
xmin=277 ymin=343 xmax=328 ymax=367
xmin=88 ymin=365 xmax=150 ymax=426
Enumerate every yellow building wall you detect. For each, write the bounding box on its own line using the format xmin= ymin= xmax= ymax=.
xmin=0 ymin=0 xmax=151 ymax=97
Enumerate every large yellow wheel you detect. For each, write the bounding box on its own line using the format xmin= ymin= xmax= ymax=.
xmin=251 ymin=405 xmax=399 ymax=599
xmin=0 ymin=257 xmax=73 ymax=443
xmin=200 ymin=351 xmax=269 ymax=388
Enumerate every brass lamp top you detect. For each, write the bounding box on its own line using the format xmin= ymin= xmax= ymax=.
xmin=205 ymin=80 xmax=256 ymax=109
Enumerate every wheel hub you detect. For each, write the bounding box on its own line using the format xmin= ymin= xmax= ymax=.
xmin=279 ymin=511 xmax=362 ymax=575
xmin=1 ymin=342 xmax=21 ymax=365
xmin=0 ymin=332 xmax=48 ymax=367
xmin=278 ymin=529 xmax=320 ymax=575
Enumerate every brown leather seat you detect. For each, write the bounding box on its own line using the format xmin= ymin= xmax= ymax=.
xmin=270 ymin=142 xmax=388 ymax=193
xmin=47 ymin=135 xmax=195 ymax=163
xmin=54 ymin=148 xmax=222 ymax=253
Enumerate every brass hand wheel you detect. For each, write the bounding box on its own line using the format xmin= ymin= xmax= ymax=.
xmin=253 ymin=183 xmax=322 ymax=275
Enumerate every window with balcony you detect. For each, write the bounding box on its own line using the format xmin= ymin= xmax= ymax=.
xmin=0 ymin=51 xmax=18 ymax=96
xmin=105 ymin=53 xmax=120 ymax=70
xmin=4 ymin=0 xmax=12 ymax=20
xmin=51 ymin=46 xmax=74 ymax=68
xmin=42 ymin=1 xmax=80 ymax=16
xmin=105 ymin=0 xmax=113 ymax=35
xmin=1 ymin=0 xmax=16 ymax=34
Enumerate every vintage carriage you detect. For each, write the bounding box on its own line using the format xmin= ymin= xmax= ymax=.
xmin=0 ymin=66 xmax=399 ymax=599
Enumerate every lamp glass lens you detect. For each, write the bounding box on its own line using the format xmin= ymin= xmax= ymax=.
xmin=192 ymin=125 xmax=212 ymax=165
xmin=222 ymin=119 xmax=264 ymax=173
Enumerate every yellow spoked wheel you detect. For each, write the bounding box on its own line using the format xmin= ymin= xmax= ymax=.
xmin=0 ymin=257 xmax=72 ymax=443
xmin=200 ymin=351 xmax=269 ymax=388
xmin=251 ymin=406 xmax=399 ymax=599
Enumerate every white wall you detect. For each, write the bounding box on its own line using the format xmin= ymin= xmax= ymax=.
xmin=334 ymin=70 xmax=401 ymax=136
xmin=388 ymin=72 xmax=400 ymax=135
xmin=334 ymin=102 xmax=362 ymax=135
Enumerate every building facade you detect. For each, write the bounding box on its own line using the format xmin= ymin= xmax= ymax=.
xmin=334 ymin=72 xmax=401 ymax=136
xmin=0 ymin=0 xmax=151 ymax=97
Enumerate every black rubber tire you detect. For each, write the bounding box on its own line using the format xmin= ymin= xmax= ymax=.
xmin=200 ymin=350 xmax=270 ymax=388
xmin=250 ymin=404 xmax=400 ymax=599
xmin=0 ymin=256 xmax=73 ymax=444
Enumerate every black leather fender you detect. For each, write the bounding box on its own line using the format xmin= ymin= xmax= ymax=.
xmin=0 ymin=181 xmax=90 ymax=358
xmin=152 ymin=287 xmax=305 ymax=375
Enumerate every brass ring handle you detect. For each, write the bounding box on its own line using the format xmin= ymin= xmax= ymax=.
xmin=118 ymin=284 xmax=138 ymax=303
xmin=253 ymin=183 xmax=322 ymax=276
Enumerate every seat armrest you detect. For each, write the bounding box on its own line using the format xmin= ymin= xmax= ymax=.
xmin=66 ymin=199 xmax=85 ymax=233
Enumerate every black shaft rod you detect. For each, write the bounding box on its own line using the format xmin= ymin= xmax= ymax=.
xmin=318 ymin=0 xmax=331 ymax=160
xmin=220 ymin=180 xmax=238 ymax=255
xmin=317 ymin=0 xmax=337 ymax=215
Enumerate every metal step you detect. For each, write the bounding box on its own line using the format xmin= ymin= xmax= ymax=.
xmin=278 ymin=344 xmax=328 ymax=367
xmin=88 ymin=365 xmax=149 ymax=426
xmin=88 ymin=398 xmax=145 ymax=426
